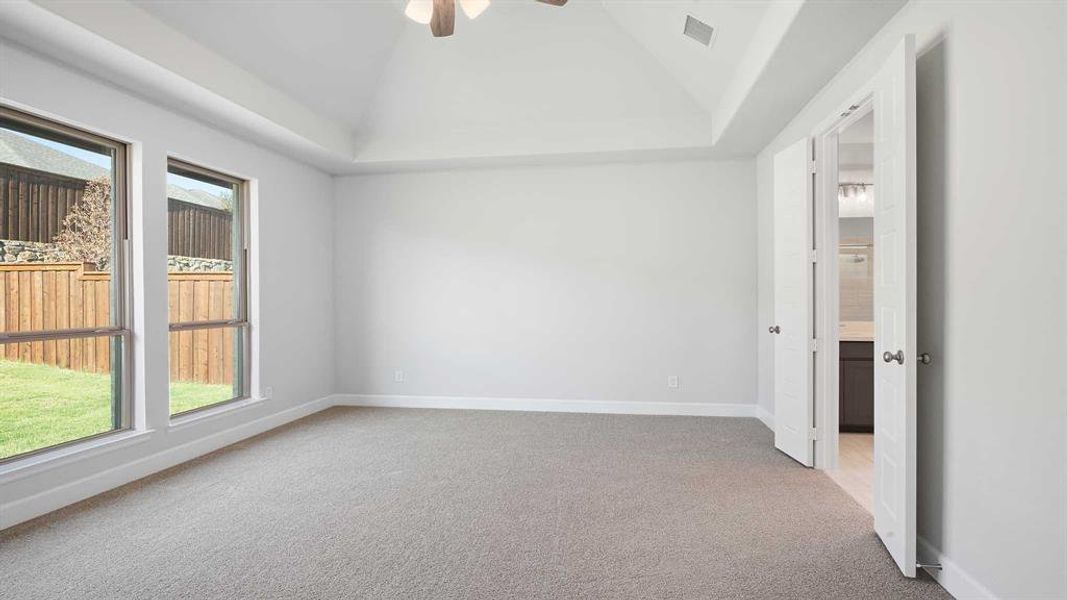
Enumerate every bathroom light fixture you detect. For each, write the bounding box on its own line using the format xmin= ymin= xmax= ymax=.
xmin=404 ymin=0 xmax=567 ymax=37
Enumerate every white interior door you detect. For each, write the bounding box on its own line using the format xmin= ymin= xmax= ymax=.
xmin=772 ymin=138 xmax=814 ymax=467
xmin=871 ymin=35 xmax=918 ymax=578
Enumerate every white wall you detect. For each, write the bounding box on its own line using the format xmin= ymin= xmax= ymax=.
xmin=0 ymin=41 xmax=335 ymax=524
xmin=757 ymin=1 xmax=1067 ymax=597
xmin=333 ymin=161 xmax=756 ymax=411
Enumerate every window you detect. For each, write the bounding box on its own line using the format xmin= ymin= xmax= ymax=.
xmin=166 ymin=159 xmax=248 ymax=416
xmin=0 ymin=106 xmax=129 ymax=461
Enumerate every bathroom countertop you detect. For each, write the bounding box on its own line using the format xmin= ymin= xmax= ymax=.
xmin=840 ymin=321 xmax=874 ymax=342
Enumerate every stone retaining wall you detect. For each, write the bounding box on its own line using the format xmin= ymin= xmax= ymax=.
xmin=168 ymin=255 xmax=232 ymax=272
xmin=0 ymin=239 xmax=232 ymax=272
xmin=0 ymin=239 xmax=62 ymax=263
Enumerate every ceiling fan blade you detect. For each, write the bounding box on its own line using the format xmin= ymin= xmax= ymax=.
xmin=536 ymin=0 xmax=568 ymax=5
xmin=431 ymin=0 xmax=455 ymax=37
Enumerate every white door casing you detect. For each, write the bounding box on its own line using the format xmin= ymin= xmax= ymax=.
xmin=871 ymin=35 xmax=918 ymax=578
xmin=773 ymin=138 xmax=814 ymax=467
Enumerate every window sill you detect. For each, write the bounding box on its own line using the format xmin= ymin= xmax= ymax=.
xmin=167 ymin=396 xmax=268 ymax=431
xmin=0 ymin=429 xmax=155 ymax=484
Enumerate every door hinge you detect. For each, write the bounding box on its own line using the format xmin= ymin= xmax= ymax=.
xmin=809 ymin=160 xmax=817 ymax=174
xmin=809 ymin=249 xmax=818 ymax=263
xmin=809 ymin=338 xmax=818 ymax=352
xmin=809 ymin=427 xmax=819 ymax=441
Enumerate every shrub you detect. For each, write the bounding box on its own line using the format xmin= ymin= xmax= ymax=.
xmin=53 ymin=176 xmax=112 ymax=270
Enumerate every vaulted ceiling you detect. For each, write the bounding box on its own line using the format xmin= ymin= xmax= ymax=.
xmin=133 ymin=0 xmax=406 ymax=132
xmin=0 ymin=0 xmax=907 ymax=173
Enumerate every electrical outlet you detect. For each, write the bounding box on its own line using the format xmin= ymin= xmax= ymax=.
xmin=263 ymin=386 xmax=273 ymax=400
xmin=394 ymin=369 xmax=405 ymax=383
xmin=667 ymin=375 xmax=679 ymax=389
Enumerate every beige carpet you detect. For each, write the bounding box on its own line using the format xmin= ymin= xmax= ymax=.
xmin=0 ymin=407 xmax=950 ymax=599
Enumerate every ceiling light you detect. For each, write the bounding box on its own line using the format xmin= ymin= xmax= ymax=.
xmin=460 ymin=0 xmax=490 ymax=20
xmin=404 ymin=0 xmax=566 ymax=38
xmin=404 ymin=0 xmax=433 ymax=25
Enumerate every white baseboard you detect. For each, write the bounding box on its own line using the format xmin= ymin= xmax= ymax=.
xmin=918 ymin=536 xmax=997 ymax=599
xmin=333 ymin=393 xmax=759 ymax=418
xmin=755 ymin=406 xmax=774 ymax=431
xmin=1 ymin=396 xmax=332 ymax=530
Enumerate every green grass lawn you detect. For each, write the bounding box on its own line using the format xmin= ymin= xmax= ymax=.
xmin=0 ymin=359 xmax=232 ymax=459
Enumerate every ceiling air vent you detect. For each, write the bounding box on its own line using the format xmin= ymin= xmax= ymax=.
xmin=683 ymin=15 xmax=715 ymax=47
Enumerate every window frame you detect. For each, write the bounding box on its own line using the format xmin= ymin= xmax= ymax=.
xmin=165 ymin=158 xmax=251 ymax=417
xmin=0 ymin=104 xmax=132 ymax=463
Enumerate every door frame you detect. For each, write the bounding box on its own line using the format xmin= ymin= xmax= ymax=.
xmin=804 ymin=35 xmax=924 ymax=579
xmin=811 ymin=93 xmax=875 ymax=471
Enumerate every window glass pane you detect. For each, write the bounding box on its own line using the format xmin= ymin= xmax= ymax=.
xmin=0 ymin=109 xmax=127 ymax=461
xmin=165 ymin=167 xmax=238 ymax=321
xmin=0 ymin=119 xmax=121 ymax=329
xmin=168 ymin=327 xmax=241 ymax=415
xmin=166 ymin=160 xmax=245 ymax=416
xmin=0 ymin=335 xmax=122 ymax=460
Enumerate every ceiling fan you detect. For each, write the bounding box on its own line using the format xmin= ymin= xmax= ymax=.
xmin=405 ymin=0 xmax=567 ymax=38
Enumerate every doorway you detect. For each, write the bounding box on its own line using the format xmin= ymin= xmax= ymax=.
xmin=773 ymin=35 xmax=918 ymax=577
xmin=825 ymin=109 xmax=875 ymax=512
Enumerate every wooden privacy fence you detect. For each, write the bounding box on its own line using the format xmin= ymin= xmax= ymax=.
xmin=1 ymin=163 xmax=234 ymax=261
xmin=168 ymin=271 xmax=236 ymax=387
xmin=167 ymin=199 xmax=234 ymax=261
xmin=0 ymin=263 xmax=235 ymax=385
xmin=0 ymin=165 xmax=88 ymax=243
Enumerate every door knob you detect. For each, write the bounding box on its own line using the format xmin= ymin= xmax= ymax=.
xmin=918 ymin=352 xmax=932 ymax=365
xmin=883 ymin=350 xmax=905 ymax=364
xmin=768 ymin=325 xmax=781 ymax=334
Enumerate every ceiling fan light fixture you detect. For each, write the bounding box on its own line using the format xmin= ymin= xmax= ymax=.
xmin=460 ymin=0 xmax=490 ymax=20
xmin=409 ymin=0 xmax=562 ymax=37
xmin=404 ymin=0 xmax=433 ymax=25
